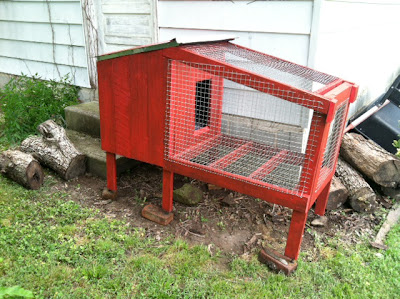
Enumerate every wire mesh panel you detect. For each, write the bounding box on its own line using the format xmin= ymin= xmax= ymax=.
xmin=317 ymin=101 xmax=349 ymax=191
xmin=183 ymin=42 xmax=339 ymax=93
xmin=164 ymin=59 xmax=327 ymax=196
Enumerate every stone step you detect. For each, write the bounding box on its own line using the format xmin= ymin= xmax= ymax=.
xmin=66 ymin=130 xmax=138 ymax=179
xmin=65 ymin=102 xmax=100 ymax=138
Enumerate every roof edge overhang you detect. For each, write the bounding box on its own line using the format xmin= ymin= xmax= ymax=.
xmin=97 ymin=37 xmax=236 ymax=62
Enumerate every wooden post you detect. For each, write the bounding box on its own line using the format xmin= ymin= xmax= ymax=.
xmin=106 ymin=152 xmax=117 ymax=191
xmin=162 ymin=169 xmax=174 ymax=212
xmin=314 ymin=178 xmax=331 ymax=215
xmin=285 ymin=210 xmax=308 ymax=260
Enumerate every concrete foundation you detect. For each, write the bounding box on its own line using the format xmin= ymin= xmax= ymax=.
xmin=65 ymin=102 xmax=101 ymax=138
xmin=66 ymin=130 xmax=138 ymax=179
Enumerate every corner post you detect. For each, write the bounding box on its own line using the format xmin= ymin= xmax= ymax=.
xmin=285 ymin=210 xmax=308 ymax=260
xmin=162 ymin=169 xmax=174 ymax=212
xmin=106 ymin=152 xmax=117 ymax=191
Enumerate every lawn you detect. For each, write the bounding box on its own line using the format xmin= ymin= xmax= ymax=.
xmin=0 ymin=173 xmax=399 ymax=299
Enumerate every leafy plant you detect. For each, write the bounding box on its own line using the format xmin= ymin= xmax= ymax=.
xmin=393 ymin=138 xmax=400 ymax=157
xmin=0 ymin=74 xmax=79 ymax=143
xmin=0 ymin=286 xmax=33 ymax=299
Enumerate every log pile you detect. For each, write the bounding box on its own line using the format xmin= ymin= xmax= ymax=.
xmin=325 ymin=132 xmax=400 ymax=213
xmin=340 ymin=133 xmax=400 ymax=188
xmin=21 ymin=120 xmax=86 ymax=180
xmin=0 ymin=119 xmax=86 ymax=189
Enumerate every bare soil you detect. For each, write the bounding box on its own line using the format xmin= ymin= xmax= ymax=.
xmin=49 ymin=163 xmax=392 ymax=261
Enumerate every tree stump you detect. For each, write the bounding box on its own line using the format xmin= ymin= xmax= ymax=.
xmin=341 ymin=133 xmax=400 ymax=188
xmin=336 ymin=157 xmax=377 ymax=213
xmin=21 ymin=120 xmax=86 ymax=180
xmin=326 ymin=176 xmax=348 ymax=211
xmin=0 ymin=150 xmax=44 ymax=189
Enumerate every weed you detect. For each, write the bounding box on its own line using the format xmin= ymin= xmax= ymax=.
xmin=133 ymin=193 xmax=147 ymax=204
xmin=393 ymin=138 xmax=400 ymax=157
xmin=217 ymin=221 xmax=226 ymax=230
xmin=200 ymin=216 xmax=209 ymax=223
xmin=0 ymin=74 xmax=79 ymax=143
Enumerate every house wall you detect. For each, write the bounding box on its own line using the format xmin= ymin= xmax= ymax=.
xmin=158 ymin=0 xmax=313 ymax=66
xmin=313 ymin=0 xmax=400 ymax=117
xmin=0 ymin=0 xmax=90 ymax=88
xmin=0 ymin=0 xmax=158 ymax=100
xmin=94 ymin=0 xmax=158 ymax=55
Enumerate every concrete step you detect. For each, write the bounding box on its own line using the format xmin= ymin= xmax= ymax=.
xmin=65 ymin=102 xmax=100 ymax=138
xmin=66 ymin=130 xmax=138 ymax=179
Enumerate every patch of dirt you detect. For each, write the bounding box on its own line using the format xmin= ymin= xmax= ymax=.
xmin=47 ymin=163 xmax=390 ymax=261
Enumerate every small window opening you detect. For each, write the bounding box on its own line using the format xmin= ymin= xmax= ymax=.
xmin=195 ymin=79 xmax=211 ymax=130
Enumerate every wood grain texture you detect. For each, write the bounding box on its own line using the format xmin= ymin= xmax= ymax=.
xmin=336 ymin=157 xmax=377 ymax=213
xmin=21 ymin=120 xmax=86 ymax=180
xmin=326 ymin=175 xmax=348 ymax=211
xmin=341 ymin=133 xmax=400 ymax=188
xmin=0 ymin=150 xmax=44 ymax=190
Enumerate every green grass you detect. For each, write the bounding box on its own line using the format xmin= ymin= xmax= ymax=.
xmin=0 ymin=175 xmax=399 ymax=298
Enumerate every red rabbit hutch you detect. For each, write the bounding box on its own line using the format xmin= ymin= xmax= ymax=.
xmin=97 ymin=38 xmax=358 ymax=265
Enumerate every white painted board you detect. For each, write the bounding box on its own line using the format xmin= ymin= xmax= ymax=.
xmin=160 ymin=28 xmax=310 ymax=66
xmin=0 ymin=0 xmax=90 ymax=87
xmin=0 ymin=56 xmax=90 ymax=87
xmin=158 ymin=1 xmax=313 ymax=34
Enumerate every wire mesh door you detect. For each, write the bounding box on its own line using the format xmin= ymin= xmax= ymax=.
xmin=164 ymin=59 xmax=325 ymax=196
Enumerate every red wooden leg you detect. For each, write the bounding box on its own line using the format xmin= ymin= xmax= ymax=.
xmin=314 ymin=179 xmax=331 ymax=216
xmin=106 ymin=152 xmax=117 ymax=191
xmin=284 ymin=210 xmax=308 ymax=260
xmin=162 ymin=169 xmax=174 ymax=212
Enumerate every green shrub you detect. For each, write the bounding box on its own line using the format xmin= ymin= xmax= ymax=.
xmin=0 ymin=74 xmax=79 ymax=143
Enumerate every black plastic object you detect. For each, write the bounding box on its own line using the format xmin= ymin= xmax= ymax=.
xmin=355 ymin=74 xmax=400 ymax=154
xmin=384 ymin=74 xmax=400 ymax=106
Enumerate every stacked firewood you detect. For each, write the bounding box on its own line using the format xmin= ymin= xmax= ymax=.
xmin=0 ymin=120 xmax=86 ymax=189
xmin=329 ymin=132 xmax=400 ymax=213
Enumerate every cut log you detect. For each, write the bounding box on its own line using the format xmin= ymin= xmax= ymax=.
xmin=336 ymin=157 xmax=377 ymax=213
xmin=326 ymin=176 xmax=348 ymax=211
xmin=0 ymin=150 xmax=43 ymax=189
xmin=20 ymin=120 xmax=86 ymax=180
xmin=381 ymin=186 xmax=400 ymax=201
xmin=341 ymin=133 xmax=400 ymax=188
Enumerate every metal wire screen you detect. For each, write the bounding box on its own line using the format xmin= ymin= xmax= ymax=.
xmin=164 ymin=59 xmax=326 ymax=196
xmin=317 ymin=102 xmax=349 ymax=191
xmin=183 ymin=42 xmax=339 ymax=93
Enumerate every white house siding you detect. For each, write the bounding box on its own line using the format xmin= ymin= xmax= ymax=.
xmin=313 ymin=0 xmax=400 ymax=117
xmin=94 ymin=0 xmax=158 ymax=55
xmin=0 ymin=0 xmax=90 ymax=87
xmin=158 ymin=0 xmax=313 ymax=66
